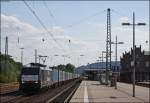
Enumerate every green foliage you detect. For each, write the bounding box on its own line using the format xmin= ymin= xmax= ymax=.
xmin=57 ymin=64 xmax=66 ymax=71
xmin=65 ymin=63 xmax=75 ymax=73
xmin=0 ymin=54 xmax=22 ymax=83
xmin=56 ymin=63 xmax=75 ymax=73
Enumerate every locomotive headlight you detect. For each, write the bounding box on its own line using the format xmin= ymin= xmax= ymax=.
xmin=35 ymin=81 xmax=38 ymax=83
xmin=22 ymin=81 xmax=25 ymax=83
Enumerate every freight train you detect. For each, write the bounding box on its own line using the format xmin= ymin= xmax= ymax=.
xmin=19 ymin=63 xmax=80 ymax=93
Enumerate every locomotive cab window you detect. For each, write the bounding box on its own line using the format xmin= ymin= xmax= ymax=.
xmin=21 ymin=67 xmax=39 ymax=75
xmin=21 ymin=67 xmax=40 ymax=83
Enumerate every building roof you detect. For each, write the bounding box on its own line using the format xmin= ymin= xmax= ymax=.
xmin=84 ymin=69 xmax=109 ymax=71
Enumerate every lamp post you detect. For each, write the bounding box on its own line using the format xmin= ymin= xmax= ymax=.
xmin=54 ymin=54 xmax=59 ymax=66
xmin=111 ymin=36 xmax=124 ymax=72
xmin=35 ymin=49 xmax=37 ymax=63
xmin=77 ymin=54 xmax=84 ymax=74
xmin=49 ymin=55 xmax=53 ymax=67
xmin=62 ymin=55 xmax=66 ymax=65
xmin=102 ymin=51 xmax=107 ymax=69
xmin=111 ymin=35 xmax=124 ymax=89
xmin=54 ymin=54 xmax=59 ymax=86
xmin=20 ymin=48 xmax=24 ymax=65
xmin=98 ymin=56 xmax=103 ymax=82
xmin=78 ymin=54 xmax=84 ymax=66
xmin=122 ymin=12 xmax=146 ymax=97
xmin=96 ymin=59 xmax=100 ymax=69
xmin=98 ymin=57 xmax=103 ymax=69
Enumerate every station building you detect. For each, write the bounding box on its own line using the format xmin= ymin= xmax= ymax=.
xmin=120 ymin=45 xmax=150 ymax=83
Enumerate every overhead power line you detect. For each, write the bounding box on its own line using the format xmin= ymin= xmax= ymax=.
xmin=66 ymin=9 xmax=106 ymax=28
xmin=43 ymin=1 xmax=57 ymax=26
xmin=23 ymin=0 xmax=65 ymax=51
xmin=111 ymin=9 xmax=131 ymax=20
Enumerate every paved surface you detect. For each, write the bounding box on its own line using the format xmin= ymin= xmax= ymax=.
xmin=137 ymin=82 xmax=150 ymax=85
xmin=70 ymin=80 xmax=150 ymax=103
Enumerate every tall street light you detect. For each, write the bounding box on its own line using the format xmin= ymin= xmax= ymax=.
xmin=98 ymin=56 xmax=103 ymax=82
xmin=77 ymin=54 xmax=84 ymax=74
xmin=54 ymin=54 xmax=59 ymax=86
xmin=54 ymin=54 xmax=59 ymax=66
xmin=78 ymin=54 xmax=84 ymax=66
xmin=102 ymin=51 xmax=107 ymax=69
xmin=102 ymin=51 xmax=107 ymax=84
xmin=122 ymin=12 xmax=146 ymax=97
xmin=111 ymin=35 xmax=124 ymax=72
xmin=62 ymin=55 xmax=68 ymax=65
xmin=98 ymin=57 xmax=102 ymax=69
xmin=20 ymin=48 xmax=24 ymax=65
xmin=111 ymin=35 xmax=124 ymax=89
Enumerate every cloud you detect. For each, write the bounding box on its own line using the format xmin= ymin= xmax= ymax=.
xmin=51 ymin=26 xmax=65 ymax=33
xmin=1 ymin=14 xmax=39 ymax=35
xmin=1 ymin=14 xmax=65 ymax=38
xmin=120 ymin=16 xmax=129 ymax=22
xmin=1 ymin=14 xmax=148 ymax=67
xmin=1 ymin=14 xmax=101 ymax=66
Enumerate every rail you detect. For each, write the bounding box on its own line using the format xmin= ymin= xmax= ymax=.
xmin=46 ymin=79 xmax=80 ymax=103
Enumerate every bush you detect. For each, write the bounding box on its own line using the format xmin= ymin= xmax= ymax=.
xmin=0 ymin=54 xmax=22 ymax=83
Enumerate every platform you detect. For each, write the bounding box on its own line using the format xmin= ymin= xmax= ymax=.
xmin=70 ymin=80 xmax=149 ymax=103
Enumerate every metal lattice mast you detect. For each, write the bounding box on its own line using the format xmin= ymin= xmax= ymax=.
xmin=105 ymin=8 xmax=111 ymax=85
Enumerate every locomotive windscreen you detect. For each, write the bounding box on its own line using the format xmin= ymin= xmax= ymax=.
xmin=21 ymin=67 xmax=40 ymax=83
xmin=21 ymin=67 xmax=39 ymax=75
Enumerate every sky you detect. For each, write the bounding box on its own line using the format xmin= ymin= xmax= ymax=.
xmin=1 ymin=0 xmax=149 ymax=67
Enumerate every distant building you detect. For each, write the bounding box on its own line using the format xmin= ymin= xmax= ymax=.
xmin=76 ymin=61 xmax=120 ymax=74
xmin=77 ymin=61 xmax=121 ymax=80
xmin=120 ymin=45 xmax=150 ymax=83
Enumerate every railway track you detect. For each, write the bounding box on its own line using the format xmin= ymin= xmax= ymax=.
xmin=1 ymin=79 xmax=81 ymax=103
xmin=0 ymin=91 xmax=23 ymax=103
xmin=0 ymin=82 xmax=21 ymax=103
xmin=46 ymin=79 xmax=81 ymax=103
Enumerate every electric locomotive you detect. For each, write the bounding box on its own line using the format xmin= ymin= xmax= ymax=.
xmin=19 ymin=63 xmax=52 ymax=93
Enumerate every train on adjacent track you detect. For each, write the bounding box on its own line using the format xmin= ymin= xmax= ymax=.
xmin=19 ymin=63 xmax=80 ymax=93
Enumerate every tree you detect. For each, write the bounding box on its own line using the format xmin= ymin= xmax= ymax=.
xmin=57 ymin=64 xmax=66 ymax=71
xmin=0 ymin=54 xmax=22 ymax=83
xmin=52 ymin=63 xmax=75 ymax=73
xmin=65 ymin=63 xmax=75 ymax=73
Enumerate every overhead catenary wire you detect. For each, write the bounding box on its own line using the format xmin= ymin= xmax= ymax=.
xmin=42 ymin=0 xmax=62 ymax=44
xmin=66 ymin=9 xmax=106 ymax=28
xmin=23 ymin=0 xmax=65 ymax=51
xmin=63 ymin=9 xmax=107 ymax=56
xmin=43 ymin=1 xmax=57 ymax=26
xmin=111 ymin=9 xmax=131 ymax=20
xmin=42 ymin=1 xmax=75 ymax=59
xmin=113 ymin=9 xmax=148 ymax=24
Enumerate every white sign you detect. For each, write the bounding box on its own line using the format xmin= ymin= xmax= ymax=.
xmin=131 ymin=61 xmax=134 ymax=67
xmin=145 ymin=61 xmax=149 ymax=67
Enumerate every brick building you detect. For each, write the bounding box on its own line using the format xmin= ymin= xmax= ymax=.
xmin=120 ymin=45 xmax=150 ymax=83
